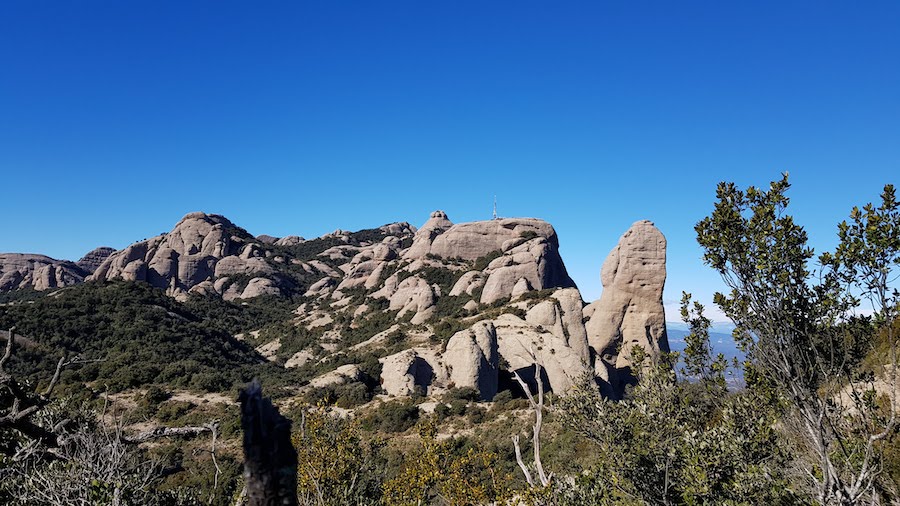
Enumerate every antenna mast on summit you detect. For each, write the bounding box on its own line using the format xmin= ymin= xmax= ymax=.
xmin=493 ymin=196 xmax=498 ymax=220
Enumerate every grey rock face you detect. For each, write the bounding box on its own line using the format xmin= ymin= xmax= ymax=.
xmin=403 ymin=210 xmax=454 ymax=260
xmin=478 ymin=232 xmax=575 ymax=304
xmin=0 ymin=254 xmax=89 ymax=291
xmin=76 ymin=247 xmax=116 ymax=273
xmin=89 ymin=212 xmax=287 ymax=299
xmin=494 ymin=312 xmax=591 ymax=394
xmin=388 ymin=276 xmax=436 ymax=324
xmin=274 ymin=235 xmax=305 ymax=247
xmin=585 ymin=220 xmax=669 ymax=398
xmin=444 ymin=321 xmax=499 ymax=400
xmin=380 ymin=349 xmax=439 ymax=397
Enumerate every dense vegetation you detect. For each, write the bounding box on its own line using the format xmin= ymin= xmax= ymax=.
xmin=0 ymin=280 xmax=290 ymax=393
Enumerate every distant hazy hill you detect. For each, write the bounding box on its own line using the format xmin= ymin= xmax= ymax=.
xmin=666 ymin=322 xmax=745 ymax=384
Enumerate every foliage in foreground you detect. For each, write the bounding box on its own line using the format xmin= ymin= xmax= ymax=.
xmin=696 ymin=176 xmax=900 ymax=504
xmin=554 ymin=296 xmax=798 ymax=506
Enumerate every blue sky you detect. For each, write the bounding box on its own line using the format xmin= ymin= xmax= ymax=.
xmin=1 ymin=1 xmax=898 ymax=319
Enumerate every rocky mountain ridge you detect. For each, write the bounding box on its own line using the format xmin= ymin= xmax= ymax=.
xmin=2 ymin=211 xmax=668 ymax=399
xmin=0 ymin=246 xmax=115 ymax=292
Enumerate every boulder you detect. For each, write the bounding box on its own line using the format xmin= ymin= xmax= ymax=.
xmin=240 ymin=277 xmax=282 ymax=299
xmin=449 ymin=271 xmax=486 ymax=296
xmin=444 ymin=321 xmax=499 ymax=400
xmin=308 ymin=364 xmax=362 ymax=389
xmin=388 ymin=276 xmax=436 ymax=324
xmin=525 ymin=288 xmax=591 ymax=364
xmin=380 ymin=350 xmax=437 ymax=396
xmin=585 ymin=220 xmax=669 ymax=398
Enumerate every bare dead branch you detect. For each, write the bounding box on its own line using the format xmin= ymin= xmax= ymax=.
xmin=511 ymin=346 xmax=552 ymax=488
xmin=123 ymin=422 xmax=218 ymax=444
xmin=511 ymin=434 xmax=534 ymax=486
xmin=0 ymin=327 xmax=14 ymax=372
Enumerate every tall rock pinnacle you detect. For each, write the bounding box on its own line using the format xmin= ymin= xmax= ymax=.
xmin=586 ymin=220 xmax=669 ymax=398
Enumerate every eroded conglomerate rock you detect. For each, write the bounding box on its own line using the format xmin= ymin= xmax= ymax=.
xmin=444 ymin=321 xmax=499 ymax=400
xmin=524 ymin=287 xmax=591 ymax=364
xmin=5 ymin=207 xmax=671 ymax=403
xmin=380 ymin=349 xmax=441 ymax=397
xmin=89 ymin=212 xmax=298 ymax=300
xmin=388 ymin=276 xmax=437 ymax=324
xmin=403 ymin=210 xmax=454 ymax=260
xmin=478 ymin=231 xmax=574 ymax=304
xmin=494 ymin=312 xmax=592 ymax=393
xmin=0 ymin=254 xmax=89 ymax=291
xmin=585 ymin=220 xmax=669 ymax=398
xmin=91 ymin=213 xmax=245 ymax=295
xmin=428 ymin=218 xmax=554 ymax=261
xmin=76 ymin=247 xmax=116 ymax=273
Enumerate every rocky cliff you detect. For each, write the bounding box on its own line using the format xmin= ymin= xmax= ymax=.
xmin=3 ymin=211 xmax=668 ymax=400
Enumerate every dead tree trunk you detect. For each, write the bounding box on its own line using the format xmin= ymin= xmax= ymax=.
xmin=239 ymin=379 xmax=297 ymax=506
xmin=511 ymin=347 xmax=553 ymax=489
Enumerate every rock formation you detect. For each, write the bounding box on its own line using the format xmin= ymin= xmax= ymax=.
xmin=89 ymin=212 xmax=304 ymax=300
xmin=380 ymin=350 xmax=438 ymax=397
xmin=0 ymin=254 xmax=89 ymax=291
xmin=3 ymin=208 xmax=671 ymax=403
xmin=76 ymin=247 xmax=116 ymax=273
xmin=444 ymin=321 xmax=499 ymax=400
xmin=585 ymin=220 xmax=669 ymax=398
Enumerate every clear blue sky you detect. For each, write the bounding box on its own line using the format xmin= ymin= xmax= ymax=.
xmin=1 ymin=1 xmax=898 ymax=319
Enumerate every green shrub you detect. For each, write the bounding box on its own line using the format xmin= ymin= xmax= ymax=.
xmin=364 ymin=400 xmax=420 ymax=433
xmin=472 ymin=250 xmax=503 ymax=272
xmin=466 ymin=406 xmax=486 ymax=424
xmin=432 ymin=318 xmax=465 ymax=350
xmin=448 ymin=399 xmax=468 ymax=417
xmin=434 ymin=403 xmax=451 ymax=421
xmin=444 ymin=387 xmax=480 ymax=402
xmin=156 ymin=400 xmax=195 ymax=422
xmin=138 ymin=386 xmax=171 ymax=415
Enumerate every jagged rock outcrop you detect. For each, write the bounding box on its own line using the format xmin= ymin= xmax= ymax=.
xmin=4 ymin=207 xmax=671 ymax=403
xmin=494 ymin=311 xmax=592 ymax=393
xmin=89 ymin=212 xmax=298 ymax=300
xmin=524 ymin=287 xmax=591 ymax=364
xmin=585 ymin=220 xmax=669 ymax=398
xmin=444 ymin=321 xmax=499 ymax=400
xmin=403 ymin=211 xmax=454 ymax=260
xmin=0 ymin=254 xmax=89 ymax=291
xmin=380 ymin=349 xmax=441 ymax=397
xmin=76 ymin=247 xmax=116 ymax=273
